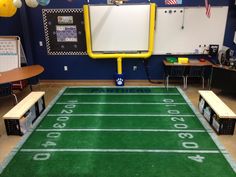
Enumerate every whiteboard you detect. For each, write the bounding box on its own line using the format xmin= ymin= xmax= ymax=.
xmin=89 ymin=4 xmax=150 ymax=52
xmin=154 ymin=6 xmax=228 ymax=55
xmin=0 ymin=36 xmax=20 ymax=72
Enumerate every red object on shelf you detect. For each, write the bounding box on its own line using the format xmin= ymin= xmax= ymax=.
xmin=199 ymin=58 xmax=206 ymax=62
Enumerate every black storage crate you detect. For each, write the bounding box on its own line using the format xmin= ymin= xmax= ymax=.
xmin=212 ymin=114 xmax=236 ymax=135
xmin=199 ymin=96 xmax=213 ymax=124
xmin=4 ymin=119 xmax=23 ymax=136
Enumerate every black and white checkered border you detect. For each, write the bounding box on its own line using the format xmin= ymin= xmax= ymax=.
xmin=48 ymin=51 xmax=87 ymax=55
xmin=43 ymin=8 xmax=83 ymax=14
xmin=42 ymin=8 xmax=86 ymax=56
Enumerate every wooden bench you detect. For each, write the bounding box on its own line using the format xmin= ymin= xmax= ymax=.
xmin=198 ymin=90 xmax=236 ymax=135
xmin=3 ymin=91 xmax=45 ymax=135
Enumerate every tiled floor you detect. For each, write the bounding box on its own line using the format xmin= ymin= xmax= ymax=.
xmin=1 ymin=80 xmax=236 ymax=165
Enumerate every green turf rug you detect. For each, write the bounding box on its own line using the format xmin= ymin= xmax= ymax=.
xmin=0 ymin=87 xmax=236 ymax=177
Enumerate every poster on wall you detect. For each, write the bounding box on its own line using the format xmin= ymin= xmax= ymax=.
xmin=57 ymin=16 xmax=74 ymax=24
xmin=0 ymin=40 xmax=17 ymax=55
xmin=0 ymin=36 xmax=20 ymax=72
xmin=42 ymin=9 xmax=87 ymax=55
xmin=56 ymin=25 xmax=78 ymax=42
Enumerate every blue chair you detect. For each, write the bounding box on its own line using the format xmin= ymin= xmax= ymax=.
xmin=0 ymin=84 xmax=18 ymax=104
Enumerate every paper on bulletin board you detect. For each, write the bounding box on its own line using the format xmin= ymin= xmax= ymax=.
xmin=57 ymin=16 xmax=73 ymax=24
xmin=56 ymin=25 xmax=78 ymax=42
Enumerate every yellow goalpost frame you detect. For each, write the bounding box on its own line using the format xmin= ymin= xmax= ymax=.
xmin=83 ymin=3 xmax=156 ymax=75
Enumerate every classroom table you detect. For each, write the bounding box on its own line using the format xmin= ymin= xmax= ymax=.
xmin=163 ymin=60 xmax=213 ymax=89
xmin=0 ymin=65 xmax=44 ymax=90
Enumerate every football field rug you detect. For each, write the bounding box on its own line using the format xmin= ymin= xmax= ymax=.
xmin=0 ymin=86 xmax=236 ymax=177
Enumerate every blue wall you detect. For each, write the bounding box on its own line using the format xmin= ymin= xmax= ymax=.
xmin=0 ymin=10 xmax=22 ymax=38
xmin=0 ymin=0 xmax=235 ymax=80
xmin=224 ymin=0 xmax=236 ymax=54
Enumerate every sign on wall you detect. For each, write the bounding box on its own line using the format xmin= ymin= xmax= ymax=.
xmin=42 ymin=8 xmax=87 ymax=55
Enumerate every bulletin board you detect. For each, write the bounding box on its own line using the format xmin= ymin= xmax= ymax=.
xmin=0 ymin=36 xmax=20 ymax=72
xmin=154 ymin=6 xmax=228 ymax=55
xmin=42 ymin=8 xmax=87 ymax=55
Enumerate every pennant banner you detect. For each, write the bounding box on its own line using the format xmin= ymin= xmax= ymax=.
xmin=165 ymin=0 xmax=182 ymax=5
xmin=205 ymin=0 xmax=211 ymax=18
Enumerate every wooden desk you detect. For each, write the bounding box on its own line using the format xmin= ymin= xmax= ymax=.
xmin=163 ymin=60 xmax=212 ymax=89
xmin=163 ymin=60 xmax=212 ymax=67
xmin=0 ymin=65 xmax=44 ymax=85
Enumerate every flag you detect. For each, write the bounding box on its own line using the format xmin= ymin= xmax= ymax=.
xmin=205 ymin=0 xmax=211 ymax=18
xmin=165 ymin=0 xmax=182 ymax=5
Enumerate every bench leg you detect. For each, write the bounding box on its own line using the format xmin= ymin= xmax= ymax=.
xmin=166 ymin=76 xmax=169 ymax=90
xmin=202 ymin=77 xmax=205 ymax=89
xmin=184 ymin=76 xmax=187 ymax=89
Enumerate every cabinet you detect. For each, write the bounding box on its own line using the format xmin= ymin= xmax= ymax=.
xmin=211 ymin=66 xmax=236 ymax=94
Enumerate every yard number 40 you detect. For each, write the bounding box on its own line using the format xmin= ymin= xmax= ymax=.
xmin=188 ymin=155 xmax=205 ymax=163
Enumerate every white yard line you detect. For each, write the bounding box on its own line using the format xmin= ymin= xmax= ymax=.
xmin=47 ymin=114 xmax=196 ymax=117
xmin=35 ymin=128 xmax=206 ymax=132
xmin=20 ymin=148 xmax=220 ymax=154
xmin=56 ymin=102 xmax=187 ymax=105
xmin=63 ymin=93 xmax=180 ymax=96
xmin=64 ymin=86 xmax=169 ymax=88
